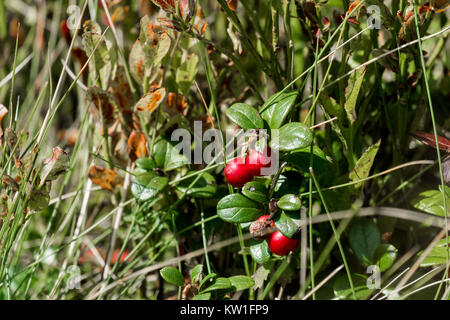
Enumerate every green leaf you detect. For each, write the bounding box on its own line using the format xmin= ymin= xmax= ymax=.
xmin=176 ymin=172 xmax=217 ymax=198
xmin=136 ymin=157 xmax=157 ymax=170
xmin=349 ymin=140 xmax=380 ymax=189
xmin=192 ymin=293 xmax=211 ymax=300
xmin=242 ymin=181 xmax=269 ymax=203
xmin=176 ymin=53 xmax=199 ymax=94
xmin=226 ymin=103 xmax=263 ymax=130
xmin=217 ymin=194 xmax=263 ymax=223
xmin=274 ymin=211 xmax=301 ymax=238
xmin=201 ymin=277 xmax=232 ymax=293
xmin=417 ymin=239 xmax=450 ymax=267
xmin=228 ymin=276 xmax=255 ymax=291
xmin=344 ymin=67 xmax=366 ymax=123
xmin=284 ymin=146 xmax=334 ymax=185
xmin=333 ymin=273 xmax=371 ymax=300
xmin=28 ymin=189 xmax=50 ymax=212
xmin=139 ymin=16 xmax=172 ymax=67
xmin=249 ymin=240 xmax=272 ymax=264
xmin=160 ymin=267 xmax=185 ymax=286
xmin=277 ymin=194 xmax=301 ymax=211
xmin=319 ymin=94 xmax=341 ymax=117
xmin=198 ymin=272 xmax=217 ymax=291
xmin=131 ymin=168 xmax=168 ymax=201
xmin=190 ymin=265 xmax=203 ymax=283
xmin=348 ymin=219 xmax=381 ymax=266
xmin=260 ymin=91 xmax=298 ymax=129
xmin=271 ymin=122 xmax=313 ymax=152
xmin=411 ymin=186 xmax=450 ymax=217
xmin=374 ymin=244 xmax=397 ymax=272
xmin=153 ymin=139 xmax=189 ymax=171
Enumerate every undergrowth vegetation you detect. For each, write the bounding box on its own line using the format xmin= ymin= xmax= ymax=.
xmin=0 ymin=0 xmax=449 ymax=300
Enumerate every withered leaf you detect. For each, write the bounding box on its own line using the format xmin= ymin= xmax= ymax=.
xmin=135 ymin=87 xmax=166 ymax=114
xmin=165 ymin=92 xmax=188 ymax=115
xmin=128 ymin=130 xmax=147 ymax=162
xmin=412 ymin=132 xmax=450 ymax=153
xmin=86 ymin=86 xmax=118 ymax=125
xmin=40 ymin=147 xmax=70 ymax=186
xmin=89 ymin=166 xmax=123 ymax=191
xmin=2 ymin=174 xmax=19 ymax=191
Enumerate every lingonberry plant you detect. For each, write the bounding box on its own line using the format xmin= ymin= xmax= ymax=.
xmin=0 ymin=0 xmax=448 ymax=302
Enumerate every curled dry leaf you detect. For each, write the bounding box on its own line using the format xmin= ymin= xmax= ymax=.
xmin=165 ymin=92 xmax=188 ymax=115
xmin=135 ymin=87 xmax=166 ymax=114
xmin=128 ymin=130 xmax=147 ymax=162
xmin=227 ymin=0 xmax=238 ymax=11
xmin=86 ymin=86 xmax=118 ymax=126
xmin=40 ymin=147 xmax=70 ymax=186
xmin=89 ymin=166 xmax=123 ymax=191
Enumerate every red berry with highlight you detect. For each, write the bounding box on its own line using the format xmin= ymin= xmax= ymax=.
xmin=224 ymin=157 xmax=254 ymax=188
xmin=267 ymin=231 xmax=299 ymax=256
xmin=246 ymin=148 xmax=272 ymax=176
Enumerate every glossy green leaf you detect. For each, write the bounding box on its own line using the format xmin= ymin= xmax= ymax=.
xmin=348 ymin=219 xmax=381 ymax=266
xmin=242 ymin=181 xmax=269 ymax=203
xmin=411 ymin=186 xmax=450 ymax=217
xmin=201 ymin=277 xmax=232 ymax=293
xmin=136 ymin=157 xmax=157 ymax=170
xmin=418 ymin=239 xmax=450 ymax=267
xmin=192 ymin=293 xmax=211 ymax=300
xmin=333 ymin=273 xmax=371 ymax=300
xmin=217 ymin=194 xmax=263 ymax=223
xmin=190 ymin=264 xmax=203 ymax=283
xmin=160 ymin=267 xmax=185 ymax=286
xmin=131 ymin=168 xmax=168 ymax=201
xmin=153 ymin=139 xmax=189 ymax=171
xmin=274 ymin=211 xmax=301 ymax=238
xmin=198 ymin=273 xmax=217 ymax=291
xmin=260 ymin=91 xmax=298 ymax=129
xmin=284 ymin=146 xmax=334 ymax=185
xmin=249 ymin=240 xmax=271 ymax=264
xmin=176 ymin=172 xmax=217 ymax=198
xmin=228 ymin=276 xmax=255 ymax=291
xmin=271 ymin=122 xmax=313 ymax=152
xmin=226 ymin=103 xmax=263 ymax=130
xmin=277 ymin=194 xmax=301 ymax=211
xmin=374 ymin=244 xmax=397 ymax=272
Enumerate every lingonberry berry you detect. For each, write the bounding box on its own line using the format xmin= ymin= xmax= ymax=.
xmin=267 ymin=231 xmax=299 ymax=256
xmin=246 ymin=148 xmax=272 ymax=176
xmin=224 ymin=157 xmax=253 ymax=188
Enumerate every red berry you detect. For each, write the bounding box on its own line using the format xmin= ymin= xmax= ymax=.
xmin=246 ymin=148 xmax=272 ymax=176
xmin=110 ymin=249 xmax=129 ymax=264
xmin=267 ymin=231 xmax=299 ymax=256
xmin=224 ymin=157 xmax=254 ymax=188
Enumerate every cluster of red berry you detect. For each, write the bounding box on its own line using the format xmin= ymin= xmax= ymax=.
xmin=224 ymin=149 xmax=272 ymax=188
xmin=224 ymin=149 xmax=299 ymax=256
